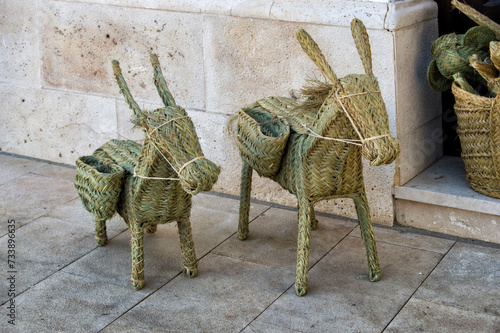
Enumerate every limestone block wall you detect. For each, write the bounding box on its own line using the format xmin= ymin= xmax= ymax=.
xmin=0 ymin=0 xmax=440 ymax=225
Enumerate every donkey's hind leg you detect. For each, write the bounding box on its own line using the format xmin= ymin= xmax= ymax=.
xmin=238 ymin=162 xmax=253 ymax=240
xmin=353 ymin=191 xmax=381 ymax=282
xmin=177 ymin=219 xmax=198 ymax=278
xmin=95 ymin=218 xmax=108 ymax=246
xmin=130 ymin=222 xmax=145 ymax=290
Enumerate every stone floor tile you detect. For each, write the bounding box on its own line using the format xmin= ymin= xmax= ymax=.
xmin=62 ymin=225 xmax=189 ymax=291
xmin=190 ymin=194 xmax=270 ymax=255
xmin=351 ymin=225 xmax=456 ymax=254
xmin=0 ymin=173 xmax=78 ymax=232
xmin=0 ymin=153 xmax=46 ymax=185
xmin=242 ymin=321 xmax=305 ymax=333
xmin=413 ymin=242 xmax=500 ymax=316
xmin=0 ymin=216 xmax=96 ymax=304
xmin=0 ymin=271 xmax=147 ymax=333
xmin=31 ymin=163 xmax=76 ymax=182
xmin=248 ymin=236 xmax=444 ymax=333
xmin=48 ymin=197 xmax=128 ymax=236
xmin=192 ymin=192 xmax=271 ymax=219
xmin=101 ymin=254 xmax=295 ymax=333
xmin=212 ymin=207 xmax=357 ymax=269
xmin=49 ymin=197 xmax=92 ymax=225
xmin=385 ymin=298 xmax=500 ymax=333
xmin=63 ymin=200 xmax=244 ymax=291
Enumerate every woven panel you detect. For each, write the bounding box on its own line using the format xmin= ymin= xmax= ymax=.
xmin=74 ymin=156 xmax=125 ymax=220
xmin=236 ymin=108 xmax=290 ymax=177
xmin=452 ymin=83 xmax=500 ymax=198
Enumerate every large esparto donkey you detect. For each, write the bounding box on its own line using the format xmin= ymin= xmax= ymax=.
xmin=234 ymin=19 xmax=400 ymax=296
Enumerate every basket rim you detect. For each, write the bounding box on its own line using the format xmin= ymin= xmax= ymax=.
xmin=238 ymin=108 xmax=290 ymax=139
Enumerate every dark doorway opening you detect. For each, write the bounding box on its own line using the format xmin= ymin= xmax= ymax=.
xmin=433 ymin=0 xmax=500 ymax=156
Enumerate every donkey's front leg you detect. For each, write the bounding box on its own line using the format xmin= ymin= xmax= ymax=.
xmin=309 ymin=203 xmax=318 ymax=230
xmin=353 ymin=191 xmax=381 ymax=282
xmin=238 ymin=162 xmax=253 ymax=240
xmin=130 ymin=222 xmax=145 ymax=290
xmin=295 ymin=196 xmax=312 ymax=296
xmin=177 ymin=219 xmax=198 ymax=278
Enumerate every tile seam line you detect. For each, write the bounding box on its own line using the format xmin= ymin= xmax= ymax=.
xmin=239 ymin=224 xmax=357 ymax=332
xmin=380 ymin=240 xmax=458 ymax=332
xmin=32 ymin=229 xmax=129 ymax=287
xmin=196 ymin=205 xmax=274 ymax=262
xmin=27 ymin=170 xmax=76 ymax=183
xmin=399 ymin=296 xmax=500 ymax=319
xmin=370 ymin=238 xmax=453 ymax=255
xmin=97 ymin=269 xmax=186 ymax=332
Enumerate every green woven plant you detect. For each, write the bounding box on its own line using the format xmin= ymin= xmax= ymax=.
xmin=427 ymin=25 xmax=496 ymax=92
xmin=233 ymin=19 xmax=400 ymax=296
xmin=74 ymin=54 xmax=220 ymax=290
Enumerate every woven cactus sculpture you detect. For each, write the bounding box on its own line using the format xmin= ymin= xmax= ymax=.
xmin=74 ymin=54 xmax=220 ymax=290
xmin=233 ymin=19 xmax=400 ymax=296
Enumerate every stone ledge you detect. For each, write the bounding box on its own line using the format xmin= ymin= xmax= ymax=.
xmin=395 ymin=156 xmax=500 ymax=216
xmin=64 ymin=0 xmax=437 ymax=30
xmin=395 ymin=156 xmax=500 ymax=244
xmin=395 ymin=199 xmax=500 ymax=244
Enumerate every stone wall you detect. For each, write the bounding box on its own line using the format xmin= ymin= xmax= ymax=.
xmin=0 ymin=0 xmax=441 ymax=225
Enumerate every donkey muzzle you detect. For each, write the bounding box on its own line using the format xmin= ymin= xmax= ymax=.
xmin=179 ymin=158 xmax=221 ymax=195
xmin=363 ymin=136 xmax=400 ymax=167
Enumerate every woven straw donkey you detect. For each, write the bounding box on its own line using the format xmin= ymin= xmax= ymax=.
xmin=234 ymin=19 xmax=400 ymax=296
xmin=75 ymin=54 xmax=220 ymax=290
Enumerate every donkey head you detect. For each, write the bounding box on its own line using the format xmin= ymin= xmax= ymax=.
xmin=112 ymin=55 xmax=220 ymax=195
xmin=297 ymin=19 xmax=400 ymax=166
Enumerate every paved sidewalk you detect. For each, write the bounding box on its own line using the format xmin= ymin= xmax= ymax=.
xmin=0 ymin=152 xmax=499 ymax=332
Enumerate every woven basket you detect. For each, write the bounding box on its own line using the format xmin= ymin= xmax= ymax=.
xmin=236 ymin=108 xmax=290 ymax=177
xmin=452 ymin=83 xmax=500 ymax=198
xmin=74 ymin=156 xmax=125 ymax=220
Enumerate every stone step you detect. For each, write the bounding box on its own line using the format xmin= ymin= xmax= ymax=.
xmin=395 ymin=156 xmax=500 ymax=244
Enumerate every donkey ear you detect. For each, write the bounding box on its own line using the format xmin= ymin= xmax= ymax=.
xmin=112 ymin=60 xmax=146 ymax=122
xmin=350 ymin=19 xmax=373 ymax=75
xmin=296 ymin=29 xmax=342 ymax=90
xmin=150 ymin=54 xmax=176 ymax=107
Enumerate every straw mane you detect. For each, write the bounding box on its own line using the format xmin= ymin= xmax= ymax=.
xmin=294 ymin=80 xmax=334 ymax=112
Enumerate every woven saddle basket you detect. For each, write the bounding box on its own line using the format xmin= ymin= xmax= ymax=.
xmin=74 ymin=156 xmax=125 ymax=220
xmin=452 ymin=83 xmax=500 ymax=198
xmin=236 ymin=108 xmax=290 ymax=177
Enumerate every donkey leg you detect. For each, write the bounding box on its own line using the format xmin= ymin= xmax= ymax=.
xmin=130 ymin=222 xmax=145 ymax=290
xmin=295 ymin=196 xmax=312 ymax=296
xmin=353 ymin=191 xmax=381 ymax=282
xmin=95 ymin=218 xmax=108 ymax=246
xmin=309 ymin=203 xmax=318 ymax=231
xmin=145 ymin=224 xmax=157 ymax=234
xmin=177 ymin=219 xmax=198 ymax=278
xmin=238 ymin=162 xmax=253 ymax=240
